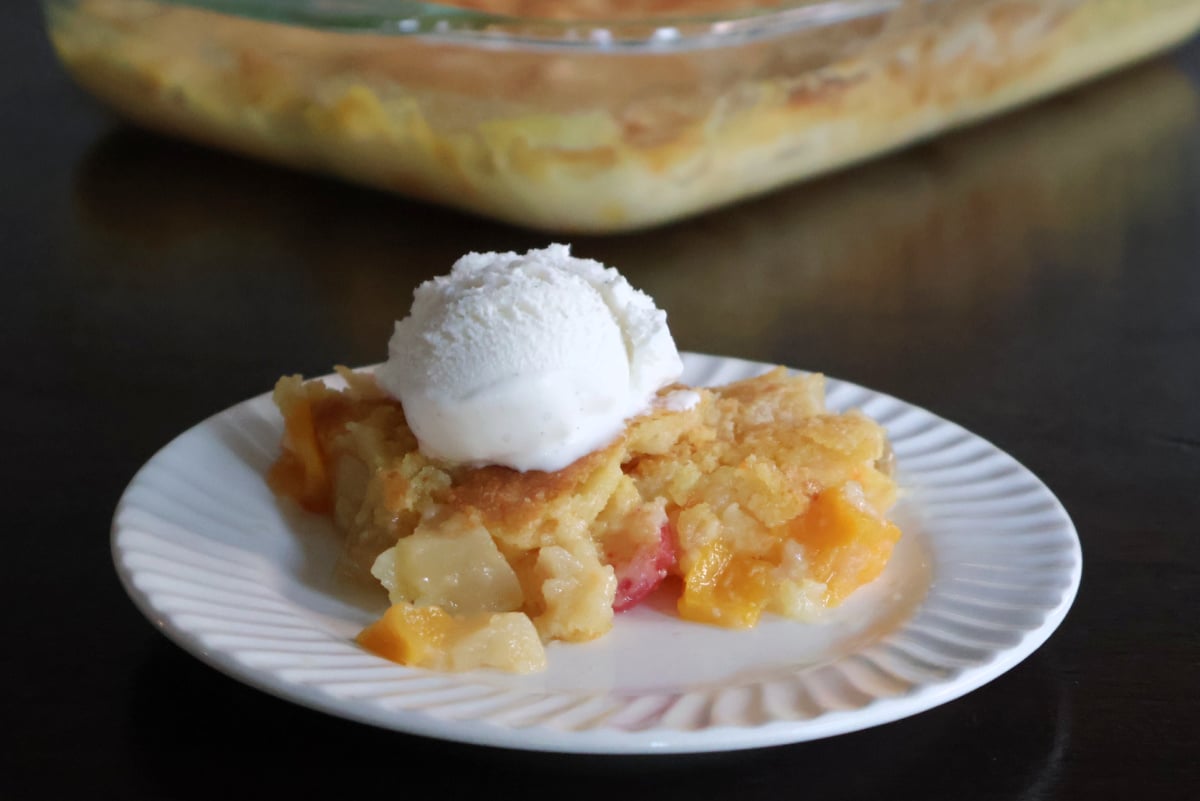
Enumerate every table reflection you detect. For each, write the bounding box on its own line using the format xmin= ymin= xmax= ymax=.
xmin=71 ymin=59 xmax=1198 ymax=373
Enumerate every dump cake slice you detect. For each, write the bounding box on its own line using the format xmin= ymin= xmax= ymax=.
xmin=269 ymin=365 xmax=899 ymax=673
xmin=268 ymin=246 xmax=899 ymax=672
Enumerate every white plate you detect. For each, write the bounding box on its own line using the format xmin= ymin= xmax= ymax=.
xmin=112 ymin=353 xmax=1081 ymax=754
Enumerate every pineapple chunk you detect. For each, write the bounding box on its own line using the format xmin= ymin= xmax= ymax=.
xmin=447 ymin=613 xmax=547 ymax=672
xmin=371 ymin=524 xmax=523 ymax=615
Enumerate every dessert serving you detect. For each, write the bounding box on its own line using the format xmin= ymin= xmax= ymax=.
xmin=268 ymin=246 xmax=901 ymax=673
xmin=43 ymin=0 xmax=1200 ymax=232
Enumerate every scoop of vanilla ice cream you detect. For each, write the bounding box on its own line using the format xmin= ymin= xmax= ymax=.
xmin=376 ymin=244 xmax=683 ymax=472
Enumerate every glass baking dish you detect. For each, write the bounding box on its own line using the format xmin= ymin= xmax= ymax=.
xmin=43 ymin=0 xmax=1200 ymax=233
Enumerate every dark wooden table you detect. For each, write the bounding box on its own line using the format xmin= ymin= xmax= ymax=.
xmin=7 ymin=2 xmax=1200 ymax=798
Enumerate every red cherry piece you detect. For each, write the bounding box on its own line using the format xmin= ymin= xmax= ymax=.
xmin=613 ymin=523 xmax=678 ymax=612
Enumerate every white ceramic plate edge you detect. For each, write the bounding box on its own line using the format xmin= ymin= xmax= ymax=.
xmin=111 ymin=353 xmax=1082 ymax=754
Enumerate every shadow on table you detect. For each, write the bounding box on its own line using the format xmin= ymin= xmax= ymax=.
xmin=125 ymin=637 xmax=1071 ymax=800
